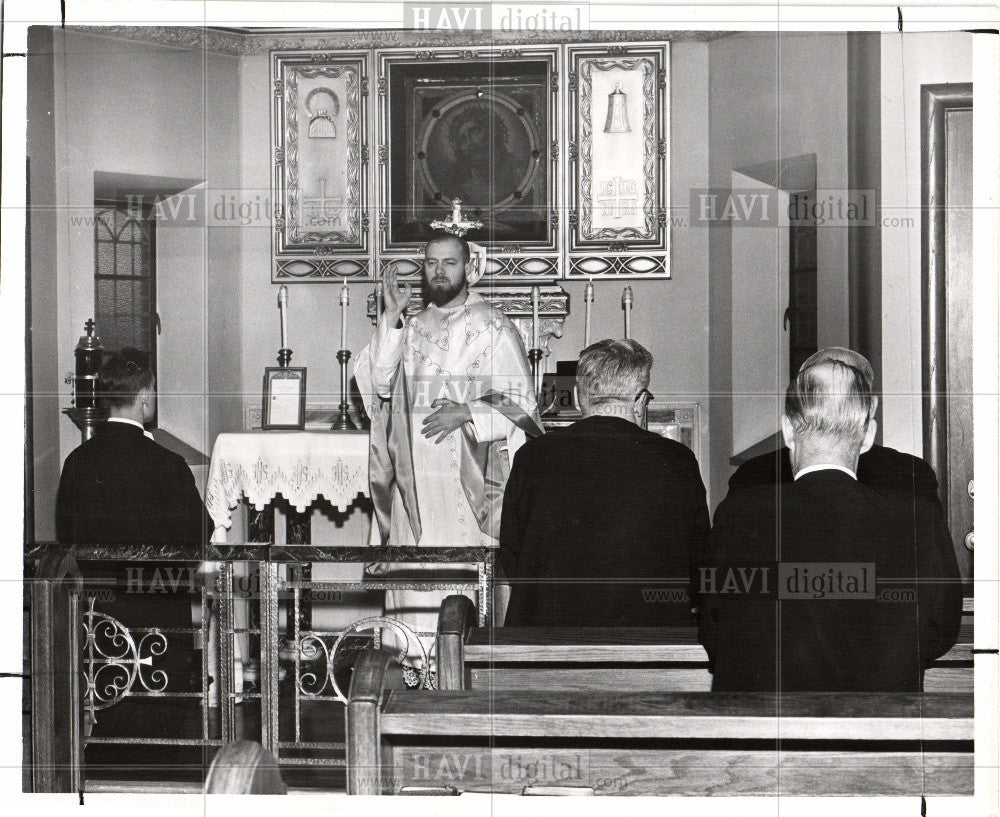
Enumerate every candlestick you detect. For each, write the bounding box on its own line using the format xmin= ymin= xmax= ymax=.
xmin=584 ymin=278 xmax=594 ymax=349
xmin=340 ymin=278 xmax=349 ymax=351
xmin=622 ymin=285 xmax=633 ymax=340
xmin=278 ymin=285 xmax=289 ymax=349
xmin=332 ymin=349 xmax=356 ymax=430
xmin=531 ymin=285 xmax=540 ymax=350
xmin=529 ymin=348 xmax=544 ymax=404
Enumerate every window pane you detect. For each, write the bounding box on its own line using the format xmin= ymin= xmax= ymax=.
xmin=95 ymin=208 xmax=116 ymax=239
xmin=96 ymin=241 xmax=114 ymax=276
xmin=94 ymin=201 xmax=155 ymax=387
xmin=116 ymin=244 xmax=133 ymax=278
xmin=96 ymin=280 xmax=114 ymax=318
xmin=116 ymin=281 xmax=132 ymax=316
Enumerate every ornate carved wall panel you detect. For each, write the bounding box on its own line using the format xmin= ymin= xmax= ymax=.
xmin=567 ymin=43 xmax=669 ymax=277
xmin=269 ymin=41 xmax=670 ymax=281
xmin=271 ymin=51 xmax=372 ymax=281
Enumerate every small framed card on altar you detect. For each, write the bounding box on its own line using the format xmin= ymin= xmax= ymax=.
xmin=262 ymin=367 xmax=307 ymax=430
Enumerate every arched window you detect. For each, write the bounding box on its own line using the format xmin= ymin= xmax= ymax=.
xmin=93 ymin=200 xmax=157 ymax=379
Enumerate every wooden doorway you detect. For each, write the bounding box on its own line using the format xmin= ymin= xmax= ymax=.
xmin=921 ymin=82 xmax=973 ymax=582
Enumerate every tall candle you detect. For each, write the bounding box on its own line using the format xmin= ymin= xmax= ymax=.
xmin=584 ymin=278 xmax=594 ymax=348
xmin=278 ymin=285 xmax=289 ymax=349
xmin=530 ymin=285 xmax=540 ymax=349
xmin=622 ymin=285 xmax=633 ymax=340
xmin=340 ymin=278 xmax=349 ymax=350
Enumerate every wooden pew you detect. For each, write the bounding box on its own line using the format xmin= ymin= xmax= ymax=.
xmin=347 ymin=647 xmax=973 ymax=796
xmin=436 ymin=595 xmax=973 ymax=694
xmin=205 ymin=741 xmax=287 ymax=794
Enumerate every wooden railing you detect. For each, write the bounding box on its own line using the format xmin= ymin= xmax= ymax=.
xmin=24 ymin=543 xmax=493 ymax=793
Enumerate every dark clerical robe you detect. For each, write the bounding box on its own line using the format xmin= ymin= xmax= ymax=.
xmin=500 ymin=415 xmax=711 ymax=627
xmin=700 ymin=469 xmax=962 ymax=692
xmin=56 ymin=420 xmax=212 ymax=693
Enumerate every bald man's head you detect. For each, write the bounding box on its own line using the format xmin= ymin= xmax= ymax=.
xmin=800 ymin=347 xmax=874 ymax=392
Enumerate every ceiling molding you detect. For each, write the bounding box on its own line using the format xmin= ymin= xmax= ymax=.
xmin=71 ymin=25 xmax=726 ymax=56
xmin=74 ymin=25 xmax=248 ymax=55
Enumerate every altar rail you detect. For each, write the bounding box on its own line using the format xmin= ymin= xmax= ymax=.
xmin=24 ymin=542 xmax=493 ymax=793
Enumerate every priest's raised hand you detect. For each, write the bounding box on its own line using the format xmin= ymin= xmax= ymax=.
xmin=381 ymin=261 xmax=412 ymax=326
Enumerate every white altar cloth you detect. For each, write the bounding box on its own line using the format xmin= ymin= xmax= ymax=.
xmin=205 ymin=430 xmax=370 ymax=540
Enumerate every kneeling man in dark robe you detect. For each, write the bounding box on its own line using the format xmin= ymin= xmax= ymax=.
xmin=727 ymin=347 xmax=941 ymax=501
xmin=57 ymin=348 xmax=212 ymax=695
xmin=499 ymin=339 xmax=710 ymax=627
xmin=700 ymin=358 xmax=962 ymax=691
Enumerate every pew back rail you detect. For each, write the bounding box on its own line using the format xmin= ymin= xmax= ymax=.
xmin=347 ymin=647 xmax=973 ymax=796
xmin=435 ymin=596 xmax=973 ymax=694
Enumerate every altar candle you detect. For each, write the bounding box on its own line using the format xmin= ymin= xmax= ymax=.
xmin=584 ymin=278 xmax=594 ymax=348
xmin=622 ymin=285 xmax=633 ymax=340
xmin=278 ymin=285 xmax=289 ymax=349
xmin=531 ymin=285 xmax=540 ymax=350
xmin=340 ymin=278 xmax=349 ymax=350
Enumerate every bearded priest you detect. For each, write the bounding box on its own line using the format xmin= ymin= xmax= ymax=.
xmin=355 ymin=234 xmax=542 ymax=674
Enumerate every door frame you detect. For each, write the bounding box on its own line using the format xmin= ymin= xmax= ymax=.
xmin=920 ymin=82 xmax=972 ymax=514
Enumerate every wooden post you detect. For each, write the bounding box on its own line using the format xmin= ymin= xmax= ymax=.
xmin=435 ymin=595 xmax=477 ymax=691
xmin=258 ymin=561 xmax=280 ymax=756
xmin=217 ymin=562 xmax=236 ymax=742
xmin=346 ymin=648 xmax=404 ymax=795
xmin=29 ymin=549 xmax=84 ymax=793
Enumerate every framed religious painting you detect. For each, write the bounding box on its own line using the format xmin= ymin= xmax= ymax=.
xmin=271 ymin=51 xmax=373 ymax=281
xmin=375 ymin=46 xmax=561 ymax=281
xmin=567 ymin=43 xmax=670 ymax=278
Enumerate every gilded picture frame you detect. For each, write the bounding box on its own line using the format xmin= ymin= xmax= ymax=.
xmin=271 ymin=51 xmax=372 ymax=281
xmin=262 ymin=367 xmax=307 ymax=430
xmin=375 ymin=45 xmax=561 ymax=281
xmin=567 ymin=43 xmax=669 ymax=277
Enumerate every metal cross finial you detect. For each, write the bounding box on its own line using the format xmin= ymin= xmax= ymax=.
xmin=430 ymin=199 xmax=484 ymax=237
xmin=84 ymin=318 xmax=96 ymax=335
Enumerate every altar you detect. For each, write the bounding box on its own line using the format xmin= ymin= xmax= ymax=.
xmin=205 ymin=429 xmax=370 ymax=544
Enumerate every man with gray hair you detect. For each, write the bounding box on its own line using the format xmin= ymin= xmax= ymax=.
xmin=728 ymin=347 xmax=940 ymax=502
xmin=701 ymin=357 xmax=962 ymax=691
xmin=499 ymin=339 xmax=710 ymax=627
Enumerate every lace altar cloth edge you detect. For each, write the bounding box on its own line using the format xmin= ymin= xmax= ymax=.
xmin=205 ymin=431 xmax=370 ymax=530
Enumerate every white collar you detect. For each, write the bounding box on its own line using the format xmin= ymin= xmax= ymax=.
xmin=794 ymin=463 xmax=857 ymax=481
xmin=107 ymin=416 xmax=155 ymax=441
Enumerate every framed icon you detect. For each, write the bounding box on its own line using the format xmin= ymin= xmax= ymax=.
xmin=567 ymin=43 xmax=669 ymax=277
xmin=375 ymin=45 xmax=560 ymax=279
xmin=271 ymin=51 xmax=371 ymax=281
xmin=262 ymin=367 xmax=307 ymax=430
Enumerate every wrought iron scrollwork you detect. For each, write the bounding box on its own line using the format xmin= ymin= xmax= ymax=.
xmin=290 ymin=615 xmax=433 ymax=704
xmin=81 ymin=598 xmax=170 ymax=719
xmin=296 ymin=634 xmax=333 ymax=697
